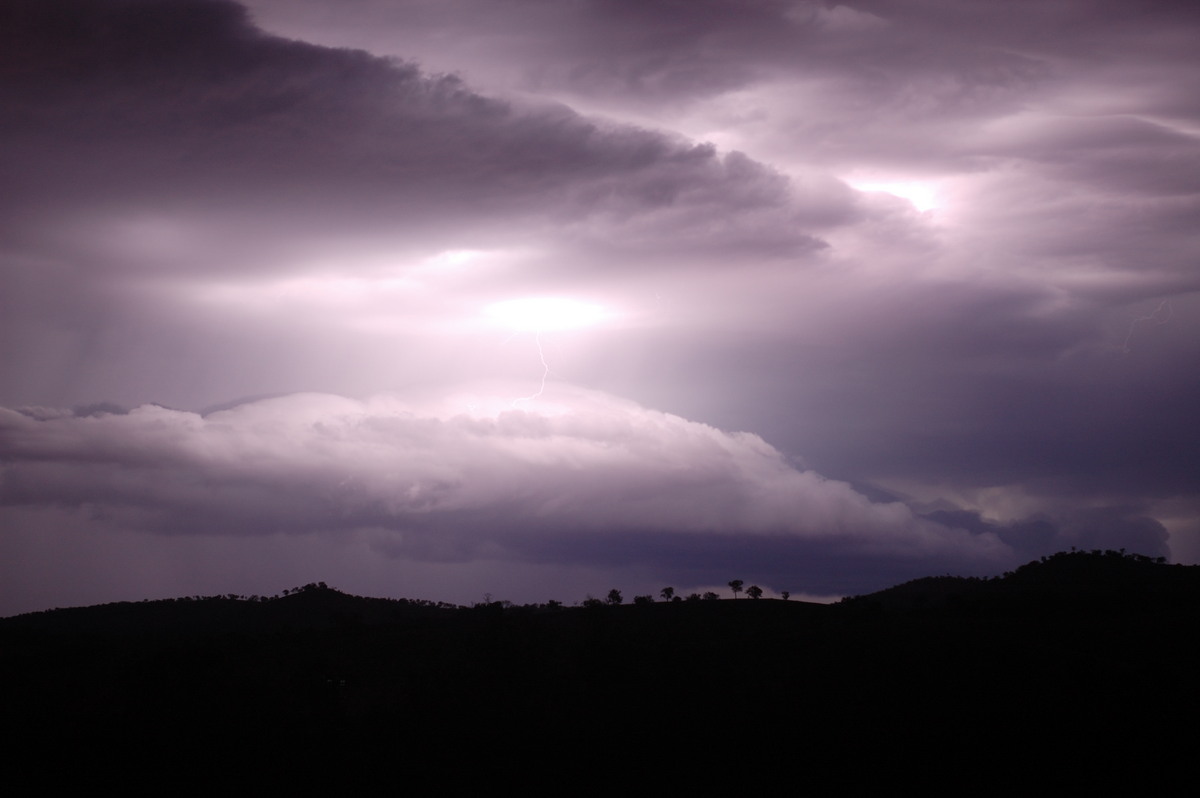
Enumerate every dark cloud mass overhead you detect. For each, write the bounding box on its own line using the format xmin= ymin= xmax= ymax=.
xmin=2 ymin=0 xmax=1197 ymax=614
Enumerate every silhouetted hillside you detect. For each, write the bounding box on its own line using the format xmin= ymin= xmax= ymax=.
xmin=841 ymin=548 xmax=1197 ymax=612
xmin=4 ymin=552 xmax=1196 ymax=791
xmin=0 ymin=582 xmax=457 ymax=637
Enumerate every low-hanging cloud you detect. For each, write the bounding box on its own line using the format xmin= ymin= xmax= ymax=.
xmin=0 ymin=387 xmax=1006 ymax=566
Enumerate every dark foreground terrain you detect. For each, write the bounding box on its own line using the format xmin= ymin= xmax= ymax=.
xmin=4 ymin=550 xmax=1197 ymax=791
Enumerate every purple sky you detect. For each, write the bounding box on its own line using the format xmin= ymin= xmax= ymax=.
xmin=2 ymin=0 xmax=1198 ymax=614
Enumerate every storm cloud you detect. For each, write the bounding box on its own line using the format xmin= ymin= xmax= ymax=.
xmin=0 ymin=389 xmax=1006 ymax=552
xmin=2 ymin=0 xmax=1197 ymax=613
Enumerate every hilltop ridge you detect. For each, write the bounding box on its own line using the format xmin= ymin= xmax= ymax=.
xmin=3 ymin=551 xmax=1196 ymax=791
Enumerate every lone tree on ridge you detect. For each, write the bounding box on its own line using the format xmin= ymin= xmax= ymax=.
xmin=729 ymin=579 xmax=744 ymax=599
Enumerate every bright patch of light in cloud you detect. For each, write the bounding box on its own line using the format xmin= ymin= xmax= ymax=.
xmin=425 ymin=249 xmax=487 ymax=269
xmin=848 ymin=179 xmax=940 ymax=212
xmin=485 ymin=297 xmax=614 ymax=332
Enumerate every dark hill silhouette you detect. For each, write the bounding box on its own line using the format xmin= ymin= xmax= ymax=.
xmin=0 ymin=583 xmax=457 ymax=637
xmin=840 ymin=548 xmax=1195 ymax=612
xmin=3 ymin=552 xmax=1196 ymax=792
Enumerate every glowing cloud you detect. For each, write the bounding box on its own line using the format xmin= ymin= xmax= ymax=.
xmin=485 ymin=297 xmax=612 ymax=332
xmin=848 ymin=179 xmax=940 ymax=212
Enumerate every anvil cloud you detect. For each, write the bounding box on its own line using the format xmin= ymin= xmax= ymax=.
xmin=2 ymin=0 xmax=1196 ymax=613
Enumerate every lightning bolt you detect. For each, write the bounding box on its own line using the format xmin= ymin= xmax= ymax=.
xmin=485 ymin=296 xmax=608 ymax=408
xmin=510 ymin=330 xmax=551 ymax=408
xmin=1121 ymin=299 xmax=1172 ymax=353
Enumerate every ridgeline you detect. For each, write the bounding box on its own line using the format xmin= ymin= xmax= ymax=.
xmin=4 ymin=550 xmax=1196 ymax=790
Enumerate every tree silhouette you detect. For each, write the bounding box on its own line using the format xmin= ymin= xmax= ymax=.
xmin=660 ymin=587 xmax=675 ymax=602
xmin=702 ymin=591 xmax=720 ymax=601
xmin=780 ymin=591 xmax=790 ymax=601
xmin=729 ymin=580 xmax=744 ymax=599
xmin=746 ymin=585 xmax=763 ymax=600
xmin=606 ymin=589 xmax=623 ymax=605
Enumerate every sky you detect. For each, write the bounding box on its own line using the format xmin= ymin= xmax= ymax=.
xmin=2 ymin=0 xmax=1198 ymax=614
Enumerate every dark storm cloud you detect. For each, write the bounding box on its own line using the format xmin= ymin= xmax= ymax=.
xmin=655 ymin=289 xmax=1200 ymax=502
xmin=237 ymin=0 xmax=1200 ymax=290
xmin=248 ymin=0 xmax=1138 ymax=178
xmin=0 ymin=0 xmax=834 ymax=260
xmin=980 ymin=115 xmax=1200 ymax=196
xmin=922 ymin=506 xmax=1168 ymax=563
xmin=246 ymin=0 xmax=1047 ymax=107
